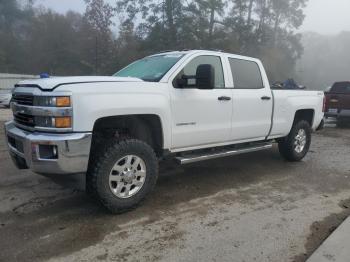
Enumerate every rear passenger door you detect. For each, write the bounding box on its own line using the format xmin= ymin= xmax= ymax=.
xmin=228 ymin=57 xmax=273 ymax=141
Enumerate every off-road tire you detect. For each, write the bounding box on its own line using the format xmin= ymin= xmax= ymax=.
xmin=86 ymin=139 xmax=158 ymax=213
xmin=278 ymin=120 xmax=311 ymax=162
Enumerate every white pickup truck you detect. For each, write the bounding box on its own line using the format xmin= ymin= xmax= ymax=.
xmin=5 ymin=50 xmax=324 ymax=213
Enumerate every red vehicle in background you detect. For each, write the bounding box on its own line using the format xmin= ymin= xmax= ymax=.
xmin=325 ymin=82 xmax=350 ymax=127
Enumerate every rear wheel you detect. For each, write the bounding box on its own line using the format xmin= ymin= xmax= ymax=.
xmin=278 ymin=120 xmax=311 ymax=162
xmin=336 ymin=118 xmax=349 ymax=128
xmin=86 ymin=139 xmax=158 ymax=213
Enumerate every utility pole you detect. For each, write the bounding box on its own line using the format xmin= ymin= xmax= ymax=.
xmin=162 ymin=0 xmax=165 ymax=47
xmin=95 ymin=36 xmax=98 ymax=75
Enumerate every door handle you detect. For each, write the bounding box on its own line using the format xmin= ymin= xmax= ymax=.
xmin=218 ymin=96 xmax=231 ymax=101
xmin=261 ymin=96 xmax=271 ymax=101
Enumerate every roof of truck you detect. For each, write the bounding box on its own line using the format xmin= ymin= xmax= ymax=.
xmin=149 ymin=49 xmax=260 ymax=62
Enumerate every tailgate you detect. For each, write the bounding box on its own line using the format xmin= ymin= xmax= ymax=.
xmin=326 ymin=82 xmax=350 ymax=112
xmin=326 ymin=93 xmax=350 ymax=111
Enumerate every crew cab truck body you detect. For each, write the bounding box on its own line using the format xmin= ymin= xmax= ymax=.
xmin=325 ymin=81 xmax=350 ymax=127
xmin=4 ymin=50 xmax=324 ymax=213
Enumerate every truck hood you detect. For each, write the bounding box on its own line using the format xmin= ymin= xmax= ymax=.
xmin=16 ymin=76 xmax=143 ymax=91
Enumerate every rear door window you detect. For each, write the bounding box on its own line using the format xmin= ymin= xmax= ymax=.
xmin=229 ymin=58 xmax=264 ymax=89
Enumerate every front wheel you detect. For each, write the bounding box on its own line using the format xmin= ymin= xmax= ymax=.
xmin=278 ymin=120 xmax=311 ymax=162
xmin=86 ymin=139 xmax=159 ymax=213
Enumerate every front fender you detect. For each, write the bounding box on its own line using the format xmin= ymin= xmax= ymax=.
xmin=56 ymin=82 xmax=172 ymax=149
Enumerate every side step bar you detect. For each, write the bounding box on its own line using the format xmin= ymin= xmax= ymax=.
xmin=175 ymin=142 xmax=273 ymax=165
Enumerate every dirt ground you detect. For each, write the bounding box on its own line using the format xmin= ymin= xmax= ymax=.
xmin=0 ymin=108 xmax=349 ymax=262
xmin=0 ymin=108 xmax=12 ymax=121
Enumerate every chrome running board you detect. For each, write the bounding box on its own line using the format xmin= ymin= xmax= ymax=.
xmin=175 ymin=142 xmax=273 ymax=165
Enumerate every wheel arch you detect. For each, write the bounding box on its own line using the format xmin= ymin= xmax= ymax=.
xmin=91 ymin=114 xmax=164 ymax=157
xmin=293 ymin=109 xmax=315 ymax=127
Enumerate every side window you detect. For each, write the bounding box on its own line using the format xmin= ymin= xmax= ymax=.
xmin=178 ymin=55 xmax=225 ymax=89
xmin=229 ymin=58 xmax=264 ymax=89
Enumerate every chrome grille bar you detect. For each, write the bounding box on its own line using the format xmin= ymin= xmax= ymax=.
xmin=12 ymin=104 xmax=72 ymax=117
xmin=13 ymin=113 xmax=35 ymax=127
xmin=12 ymin=94 xmax=34 ymax=106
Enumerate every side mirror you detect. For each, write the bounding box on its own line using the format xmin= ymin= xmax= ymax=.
xmin=196 ymin=64 xmax=215 ymax=90
xmin=176 ymin=76 xmax=188 ymax=88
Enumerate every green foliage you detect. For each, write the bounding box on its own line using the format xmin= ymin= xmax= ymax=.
xmin=0 ymin=0 xmax=308 ymax=81
xmin=116 ymin=0 xmax=308 ymax=81
xmin=84 ymin=0 xmax=115 ymax=33
xmin=0 ymin=0 xmax=33 ymax=73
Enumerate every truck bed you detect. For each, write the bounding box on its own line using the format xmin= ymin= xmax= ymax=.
xmin=270 ymin=89 xmax=325 ymax=137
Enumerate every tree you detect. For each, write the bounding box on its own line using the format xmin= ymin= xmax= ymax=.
xmin=187 ymin=0 xmax=227 ymax=48
xmin=116 ymin=0 xmax=184 ymax=50
xmin=23 ymin=10 xmax=94 ymax=75
xmin=0 ymin=0 xmax=309 ymax=81
xmin=270 ymin=0 xmax=307 ymax=45
xmin=84 ymin=0 xmax=116 ymax=74
xmin=0 ymin=0 xmax=34 ymax=72
xmin=84 ymin=0 xmax=115 ymax=34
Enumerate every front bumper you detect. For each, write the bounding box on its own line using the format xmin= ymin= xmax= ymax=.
xmin=4 ymin=121 xmax=92 ymax=175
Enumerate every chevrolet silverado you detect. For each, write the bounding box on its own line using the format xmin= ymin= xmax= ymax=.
xmin=5 ymin=50 xmax=325 ymax=213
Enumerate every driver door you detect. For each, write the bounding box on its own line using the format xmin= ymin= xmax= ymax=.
xmin=170 ymin=55 xmax=233 ymax=150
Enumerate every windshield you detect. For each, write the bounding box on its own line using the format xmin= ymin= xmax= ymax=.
xmin=114 ymin=54 xmax=184 ymax=82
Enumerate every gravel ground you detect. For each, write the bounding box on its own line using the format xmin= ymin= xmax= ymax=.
xmin=0 ymin=109 xmax=349 ymax=262
xmin=0 ymin=108 xmax=12 ymax=121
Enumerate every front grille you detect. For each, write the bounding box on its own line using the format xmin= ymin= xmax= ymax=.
xmin=12 ymin=93 xmax=35 ymax=129
xmin=12 ymin=94 xmax=34 ymax=106
xmin=14 ymin=113 xmax=35 ymax=127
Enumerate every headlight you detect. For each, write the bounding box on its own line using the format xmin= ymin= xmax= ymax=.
xmin=56 ymin=97 xmax=71 ymax=107
xmin=35 ymin=96 xmax=71 ymax=107
xmin=35 ymin=96 xmax=72 ymax=129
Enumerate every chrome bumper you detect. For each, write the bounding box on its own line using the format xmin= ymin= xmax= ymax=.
xmin=4 ymin=121 xmax=92 ymax=175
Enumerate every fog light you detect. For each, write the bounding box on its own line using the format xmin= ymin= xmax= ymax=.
xmin=38 ymin=145 xmax=58 ymax=160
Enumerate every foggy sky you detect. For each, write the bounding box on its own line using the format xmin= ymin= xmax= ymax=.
xmin=36 ymin=0 xmax=350 ymax=35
